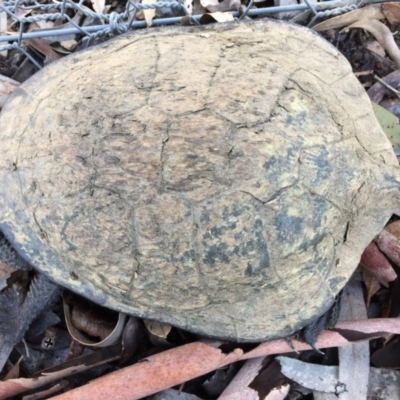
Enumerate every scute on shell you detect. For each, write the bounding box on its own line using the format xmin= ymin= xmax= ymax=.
xmin=0 ymin=20 xmax=399 ymax=341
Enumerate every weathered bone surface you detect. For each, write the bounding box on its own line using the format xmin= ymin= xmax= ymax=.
xmin=0 ymin=20 xmax=399 ymax=341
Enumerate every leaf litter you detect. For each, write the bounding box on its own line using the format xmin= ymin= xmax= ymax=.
xmin=2 ymin=1 xmax=400 ymax=399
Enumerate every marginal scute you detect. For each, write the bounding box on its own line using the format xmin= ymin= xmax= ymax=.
xmin=0 ymin=20 xmax=399 ymax=341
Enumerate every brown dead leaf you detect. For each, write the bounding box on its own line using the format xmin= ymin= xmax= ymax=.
xmin=375 ymin=229 xmax=400 ymax=267
xmin=360 ymin=242 xmax=397 ymax=285
xmin=363 ymin=269 xmax=382 ymax=308
xmin=382 ymin=2 xmax=400 ymax=26
xmin=344 ymin=19 xmax=400 ymax=70
xmin=4 ymin=356 xmax=23 ymax=380
xmin=368 ymin=70 xmax=400 ymax=104
xmin=313 ymin=4 xmax=385 ymax=31
xmin=25 ymin=38 xmax=62 ymax=62
xmin=385 ymin=220 xmax=400 ymax=237
xmin=143 ymin=0 xmax=156 ymax=27
xmin=365 ymin=40 xmax=386 ymax=57
xmin=0 ymin=344 xmax=122 ymax=398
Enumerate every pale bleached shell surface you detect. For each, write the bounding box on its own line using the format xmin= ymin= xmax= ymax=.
xmin=0 ymin=20 xmax=399 ymax=341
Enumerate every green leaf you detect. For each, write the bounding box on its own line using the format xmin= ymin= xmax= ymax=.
xmin=372 ymin=102 xmax=400 ymax=156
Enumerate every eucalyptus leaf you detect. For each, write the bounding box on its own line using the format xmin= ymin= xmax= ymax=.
xmin=372 ymin=102 xmax=400 ymax=155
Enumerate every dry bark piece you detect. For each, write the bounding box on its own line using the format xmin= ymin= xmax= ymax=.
xmin=0 ymin=21 xmax=399 ymax=343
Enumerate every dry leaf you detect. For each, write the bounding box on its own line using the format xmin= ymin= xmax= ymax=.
xmin=183 ymin=0 xmax=194 ymax=15
xmin=385 ymin=220 xmax=400 ymax=237
xmin=365 ymin=40 xmax=386 ymax=57
xmin=375 ymin=229 xmax=400 ymax=267
xmin=143 ymin=319 xmax=171 ymax=338
xmin=313 ymin=4 xmax=385 ymax=31
xmin=218 ymin=356 xmax=266 ymax=399
xmin=64 ymin=299 xmax=127 ymax=347
xmin=368 ymin=70 xmax=400 ymax=104
xmin=360 ymin=242 xmax=397 ymax=285
xmin=363 ymin=269 xmax=382 ymax=308
xmin=44 ymin=319 xmax=400 ymax=400
xmin=264 ymin=384 xmax=290 ymax=399
xmin=277 ymin=357 xmax=344 ymax=394
xmin=337 ymin=276 xmax=369 ymax=400
xmin=29 ymin=18 xmax=54 ymax=31
xmin=143 ymin=0 xmax=156 ymax=27
xmin=382 ymin=2 xmax=400 ymax=26
xmin=25 ymin=38 xmax=62 ymax=61
xmin=59 ymin=40 xmax=78 ymax=52
xmin=199 ymin=12 xmax=235 ymax=23
xmin=345 ymin=19 xmax=400 ymax=69
xmin=0 ymin=344 xmax=122 ymax=398
xmin=91 ymin=0 xmax=105 ymax=14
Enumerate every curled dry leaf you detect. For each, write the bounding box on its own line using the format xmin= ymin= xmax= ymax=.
xmin=199 ymin=12 xmax=235 ymax=23
xmin=312 ymin=4 xmax=384 ymax=31
xmin=64 ymin=300 xmax=127 ymax=348
xmin=344 ymin=19 xmax=400 ymax=70
xmin=360 ymin=241 xmax=397 ymax=285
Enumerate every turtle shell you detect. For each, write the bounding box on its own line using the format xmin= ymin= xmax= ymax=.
xmin=0 ymin=20 xmax=399 ymax=341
